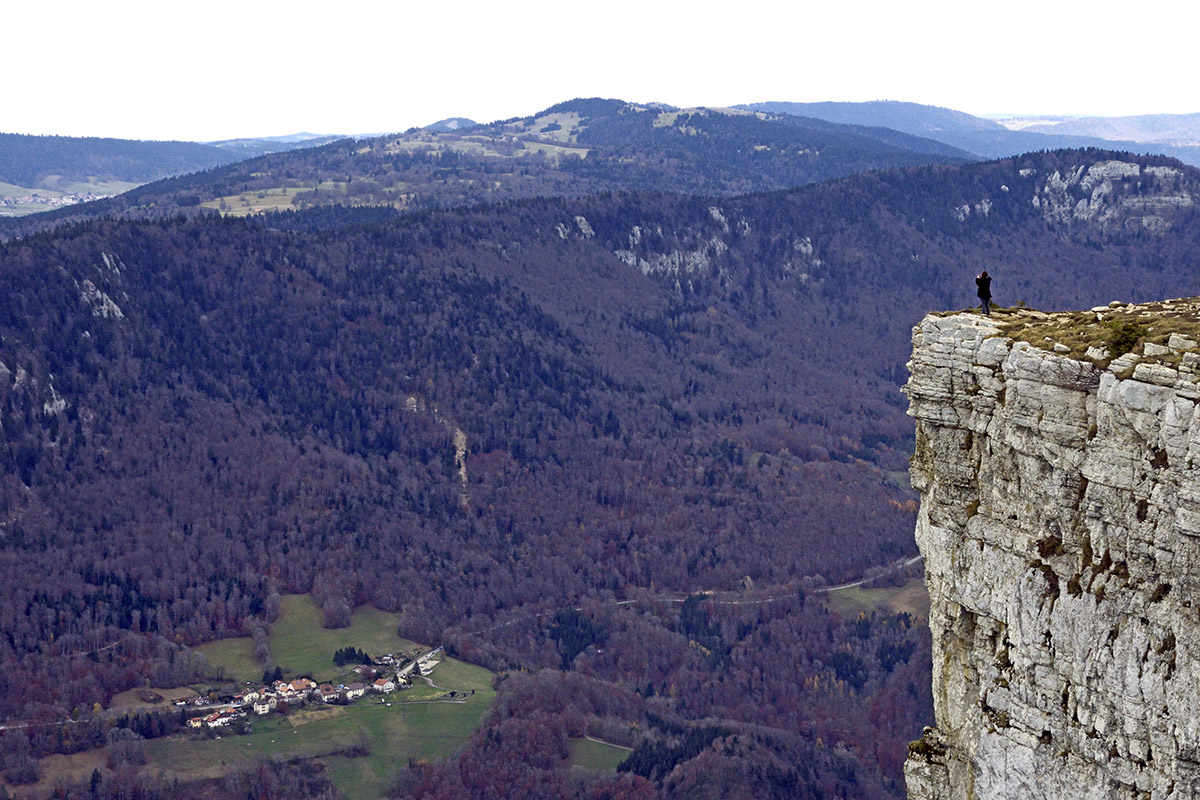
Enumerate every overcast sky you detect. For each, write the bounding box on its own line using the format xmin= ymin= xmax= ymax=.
xmin=5 ymin=0 xmax=1197 ymax=142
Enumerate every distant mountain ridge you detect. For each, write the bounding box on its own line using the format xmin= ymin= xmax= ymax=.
xmin=0 ymin=132 xmax=238 ymax=187
xmin=740 ymin=100 xmax=1003 ymax=135
xmin=996 ymin=112 xmax=1200 ymax=145
xmin=0 ymin=97 xmax=973 ymax=237
xmin=12 ymin=97 xmax=1200 ymax=237
xmin=741 ymin=100 xmax=1200 ymax=166
xmin=205 ymin=133 xmax=345 ymax=158
xmin=0 ymin=131 xmax=347 ymax=217
xmin=10 ymin=100 xmax=1200 ymax=227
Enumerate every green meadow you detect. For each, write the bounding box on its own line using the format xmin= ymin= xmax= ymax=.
xmin=196 ymin=636 xmax=261 ymax=683
xmin=267 ymin=595 xmax=424 ymax=682
xmin=566 ymin=737 xmax=631 ymax=771
xmin=198 ymin=594 xmax=424 ymax=684
xmin=822 ymin=575 xmax=930 ymax=620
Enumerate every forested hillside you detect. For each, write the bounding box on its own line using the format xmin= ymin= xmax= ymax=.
xmin=0 ymin=98 xmax=971 ymax=238
xmin=0 ymin=132 xmax=339 ymax=220
xmin=0 ymin=133 xmax=241 ymax=187
xmin=3 ymin=149 xmax=1200 ymax=798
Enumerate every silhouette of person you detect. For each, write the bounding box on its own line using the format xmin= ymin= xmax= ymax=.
xmin=976 ymin=271 xmax=992 ymax=316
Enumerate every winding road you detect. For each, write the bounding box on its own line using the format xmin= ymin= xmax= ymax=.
xmin=465 ymin=554 xmax=924 ymax=637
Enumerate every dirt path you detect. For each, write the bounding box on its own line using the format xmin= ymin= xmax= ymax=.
xmin=584 ymin=735 xmax=631 ymax=751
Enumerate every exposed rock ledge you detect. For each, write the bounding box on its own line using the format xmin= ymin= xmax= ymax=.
xmin=904 ymin=301 xmax=1200 ymax=800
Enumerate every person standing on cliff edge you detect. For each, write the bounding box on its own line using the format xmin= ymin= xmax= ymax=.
xmin=976 ymin=270 xmax=992 ymax=315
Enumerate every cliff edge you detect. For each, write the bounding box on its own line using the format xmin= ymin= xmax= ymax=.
xmin=905 ymin=299 xmax=1200 ymax=800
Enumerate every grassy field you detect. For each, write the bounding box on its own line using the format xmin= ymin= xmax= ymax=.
xmin=196 ymin=636 xmax=262 ymax=683
xmin=146 ymin=715 xmax=327 ymax=779
xmin=566 ymin=737 xmax=631 ymax=771
xmin=0 ymin=179 xmax=42 ymax=196
xmin=145 ymin=655 xmax=495 ymax=800
xmin=385 ymin=135 xmax=590 ymax=162
xmin=267 ymin=595 xmax=423 ymax=682
xmin=823 ymin=576 xmax=930 ymax=620
xmin=197 ymin=595 xmax=424 ymax=684
xmin=520 ymin=140 xmax=590 ymax=159
xmin=110 ymin=685 xmax=197 ymax=711
xmin=44 ymin=177 xmax=139 ymax=195
xmin=201 ymin=186 xmax=310 ymax=216
xmin=400 ymin=678 xmax=446 ymax=702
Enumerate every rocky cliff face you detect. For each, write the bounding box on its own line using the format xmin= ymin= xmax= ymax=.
xmin=904 ymin=301 xmax=1200 ymax=800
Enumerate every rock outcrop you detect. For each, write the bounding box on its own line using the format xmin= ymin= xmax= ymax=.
xmin=905 ymin=301 xmax=1200 ymax=800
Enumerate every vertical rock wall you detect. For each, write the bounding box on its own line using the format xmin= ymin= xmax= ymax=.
xmin=905 ymin=310 xmax=1200 ymax=800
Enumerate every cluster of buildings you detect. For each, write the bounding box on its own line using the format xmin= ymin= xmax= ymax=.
xmin=0 ymin=191 xmax=113 ymax=213
xmin=185 ymin=650 xmax=439 ymax=730
xmin=188 ymin=706 xmax=245 ymax=728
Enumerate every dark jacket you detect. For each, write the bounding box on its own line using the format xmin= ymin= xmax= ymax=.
xmin=976 ymin=274 xmax=992 ymax=299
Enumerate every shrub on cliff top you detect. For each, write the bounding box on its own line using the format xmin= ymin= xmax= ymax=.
xmin=1105 ymin=319 xmax=1147 ymax=358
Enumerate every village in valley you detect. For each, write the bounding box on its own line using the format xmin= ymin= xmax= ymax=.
xmin=184 ymin=646 xmax=452 ymax=730
xmin=0 ymin=189 xmax=120 ymax=216
xmin=0 ymin=596 xmax=501 ymax=799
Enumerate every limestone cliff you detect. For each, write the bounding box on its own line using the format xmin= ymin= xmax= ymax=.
xmin=904 ymin=299 xmax=1200 ymax=800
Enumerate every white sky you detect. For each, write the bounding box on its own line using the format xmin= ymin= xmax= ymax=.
xmin=4 ymin=0 xmax=1198 ymax=142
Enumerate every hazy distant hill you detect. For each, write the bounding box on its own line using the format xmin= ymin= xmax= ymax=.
xmin=0 ymin=132 xmax=238 ymax=187
xmin=423 ymin=117 xmax=478 ymax=132
xmin=0 ymin=131 xmax=349 ymax=189
xmin=205 ymin=132 xmax=345 ymax=158
xmin=0 ymin=98 xmax=972 ymax=236
xmin=742 ymin=99 xmax=1003 ymax=137
xmin=3 ymin=147 xmax=1200 ymax=798
xmin=1002 ymin=112 xmax=1200 ymax=145
xmin=0 ymin=131 xmax=350 ymax=218
xmin=743 ymin=100 xmax=1200 ymax=166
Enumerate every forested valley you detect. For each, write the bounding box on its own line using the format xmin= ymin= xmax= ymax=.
xmin=3 ymin=148 xmax=1200 ymax=798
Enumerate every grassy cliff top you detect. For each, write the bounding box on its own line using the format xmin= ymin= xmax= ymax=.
xmin=939 ymin=298 xmax=1200 ymax=368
